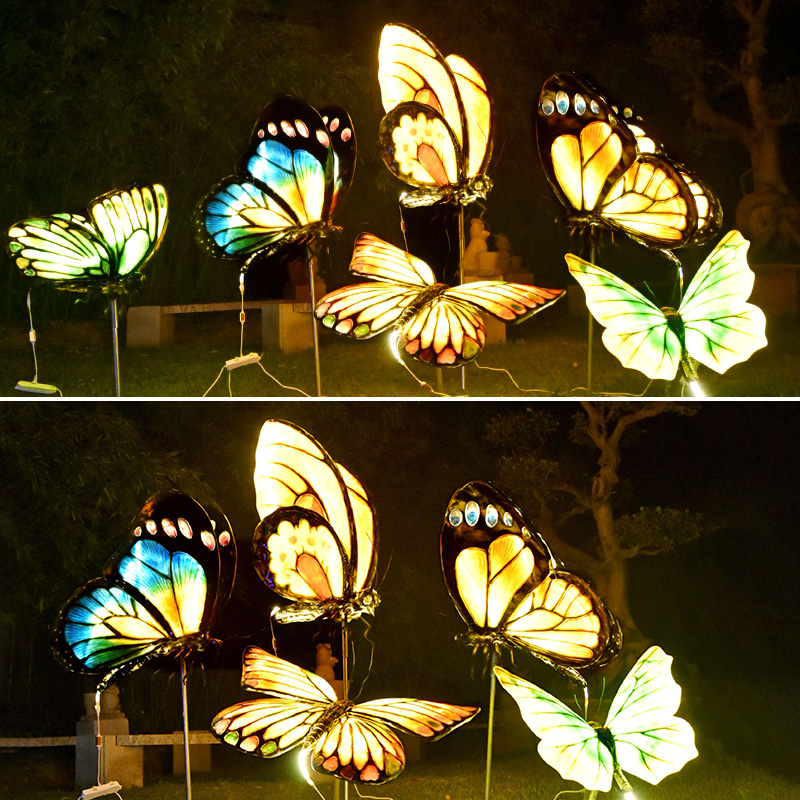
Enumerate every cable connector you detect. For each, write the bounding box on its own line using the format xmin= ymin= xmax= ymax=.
xmin=225 ymin=352 xmax=261 ymax=371
xmin=79 ymin=781 xmax=122 ymax=799
xmin=15 ymin=380 xmax=60 ymax=395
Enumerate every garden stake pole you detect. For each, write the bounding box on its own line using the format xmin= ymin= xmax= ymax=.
xmin=586 ymin=238 xmax=597 ymax=392
xmin=341 ymin=618 xmax=350 ymax=800
xmin=180 ymin=656 xmax=193 ymax=800
xmin=307 ymin=242 xmax=322 ymax=397
xmin=459 ymin=204 xmax=467 ymax=392
xmin=484 ymin=650 xmax=498 ymax=800
xmin=109 ymin=296 xmax=121 ymax=397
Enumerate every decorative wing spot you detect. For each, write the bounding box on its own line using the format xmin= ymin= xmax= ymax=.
xmin=178 ymin=518 xmax=193 ymax=538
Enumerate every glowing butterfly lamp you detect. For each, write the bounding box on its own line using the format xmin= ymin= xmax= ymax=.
xmin=5 ymin=184 xmax=168 ymax=396
xmin=53 ymin=491 xmax=236 ymax=800
xmin=566 ymin=230 xmax=767 ymax=396
xmin=195 ymin=95 xmax=357 ymax=397
xmin=441 ymin=481 xmax=622 ymax=800
xmin=495 ymin=646 xmax=698 ymax=796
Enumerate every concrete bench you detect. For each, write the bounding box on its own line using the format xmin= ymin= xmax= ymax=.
xmin=127 ymin=300 xmax=314 ymax=352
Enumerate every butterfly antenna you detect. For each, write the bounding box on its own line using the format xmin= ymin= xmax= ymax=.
xmin=269 ymin=608 xmax=280 ymax=657
xmin=398 ymin=199 xmax=409 ymax=252
xmin=352 ymin=623 xmax=376 ymax=701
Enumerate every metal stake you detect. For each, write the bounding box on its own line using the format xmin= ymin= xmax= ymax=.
xmin=484 ymin=651 xmax=498 ymax=800
xmin=307 ymin=244 xmax=322 ymax=397
xmin=180 ymin=657 xmax=192 ymax=800
xmin=586 ymin=239 xmax=597 ymax=393
xmin=459 ymin=205 xmax=466 ymax=392
xmin=109 ymin=296 xmax=121 ymax=397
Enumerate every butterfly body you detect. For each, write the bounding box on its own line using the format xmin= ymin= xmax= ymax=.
xmin=196 ymin=95 xmax=355 ymax=268
xmin=378 ymin=24 xmax=493 ymax=207
xmin=5 ymin=184 xmax=168 ymax=291
xmin=315 ymin=234 xmax=563 ymax=366
xmin=537 ymin=72 xmax=697 ymax=251
xmin=495 ymin=645 xmax=698 ymax=792
xmin=211 ymin=646 xmax=479 ymax=784
xmin=566 ymin=230 xmax=768 ymax=381
xmin=252 ymin=421 xmax=379 ymax=623
xmin=441 ymin=481 xmax=621 ymax=679
xmin=53 ymin=491 xmax=236 ymax=691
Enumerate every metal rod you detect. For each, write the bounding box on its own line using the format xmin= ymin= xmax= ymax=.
xmin=459 ymin=205 xmax=466 ymax=392
xmin=586 ymin=239 xmax=597 ymax=392
xmin=109 ymin=296 xmax=121 ymax=397
xmin=308 ymin=244 xmax=322 ymax=397
xmin=341 ymin=620 xmax=349 ymax=800
xmin=180 ymin=657 xmax=192 ymax=800
xmin=484 ymin=651 xmax=498 ymax=800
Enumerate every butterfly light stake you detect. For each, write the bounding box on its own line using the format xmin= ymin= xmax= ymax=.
xmin=536 ymin=72 xmax=719 ymax=390
xmin=4 ymin=184 xmax=168 ymax=396
xmin=53 ymin=490 xmax=236 ymax=800
xmin=211 ymin=647 xmax=479 ymax=785
xmin=566 ymin=230 xmax=768 ymax=396
xmin=252 ymin=418 xmax=379 ymax=731
xmin=495 ymin=645 xmax=698 ymax=798
xmin=315 ymin=233 xmax=564 ymax=382
xmin=441 ymin=481 xmax=622 ymax=800
xmin=195 ymin=94 xmax=357 ymax=396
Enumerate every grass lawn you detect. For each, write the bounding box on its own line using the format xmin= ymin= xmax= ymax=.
xmin=2 ymin=309 xmax=799 ymax=398
xmin=2 ymin=742 xmax=798 ymax=800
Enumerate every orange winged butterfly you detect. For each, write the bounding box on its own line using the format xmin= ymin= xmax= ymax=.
xmin=252 ymin=420 xmax=379 ymax=624
xmin=441 ymin=481 xmax=621 ymax=681
xmin=195 ymin=95 xmax=356 ymax=269
xmin=315 ymin=234 xmax=564 ymax=367
xmin=211 ymin=646 xmax=479 ymax=784
xmin=378 ymin=23 xmax=493 ymax=207
xmin=536 ymin=72 xmax=698 ymax=251
xmin=53 ymin=491 xmax=236 ymax=691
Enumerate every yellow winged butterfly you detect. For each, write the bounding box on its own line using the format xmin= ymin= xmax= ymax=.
xmin=441 ymin=481 xmax=621 ymax=681
xmin=537 ymin=72 xmax=697 ymax=250
xmin=566 ymin=230 xmax=768 ymax=382
xmin=315 ymin=234 xmax=564 ymax=367
xmin=252 ymin=420 xmax=378 ymax=623
xmin=378 ymin=23 xmax=493 ymax=206
xmin=211 ymin=646 xmax=479 ymax=784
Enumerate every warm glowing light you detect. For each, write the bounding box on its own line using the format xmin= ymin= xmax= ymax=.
xmin=688 ymin=380 xmax=705 ymax=397
xmin=298 ymin=748 xmax=314 ymax=785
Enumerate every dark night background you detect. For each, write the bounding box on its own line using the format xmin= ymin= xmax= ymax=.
xmin=1 ymin=0 xmax=799 ymax=324
xmin=1 ymin=400 xmax=799 ymax=786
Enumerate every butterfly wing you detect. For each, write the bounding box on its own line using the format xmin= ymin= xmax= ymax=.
xmin=252 ymin=421 xmax=377 ymax=618
xmin=605 ymin=646 xmax=698 ymax=784
xmin=494 ymin=666 xmax=614 ymax=792
xmin=678 ymin=230 xmax=768 ymax=373
xmin=566 ymin=254 xmax=682 ymax=380
xmin=211 ymin=646 xmax=333 ymax=758
xmin=442 ymin=482 xmax=620 ymax=671
xmin=87 ymin=184 xmax=168 ymax=279
xmin=443 ymin=280 xmax=565 ymax=323
xmin=312 ymin=698 xmax=480 ymax=784
xmin=6 ymin=213 xmax=113 ymax=284
xmin=378 ymin=23 xmax=491 ymax=196
xmin=197 ymin=95 xmax=351 ymax=262
xmin=538 ymin=73 xmax=696 ymax=249
xmin=53 ymin=491 xmax=235 ymax=688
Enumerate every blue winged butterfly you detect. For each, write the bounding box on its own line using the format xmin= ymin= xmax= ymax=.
xmin=195 ymin=95 xmax=356 ymax=269
xmin=53 ymin=490 xmax=237 ymax=690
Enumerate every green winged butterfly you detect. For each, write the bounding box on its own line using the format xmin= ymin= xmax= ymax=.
xmin=566 ymin=230 xmax=767 ymax=382
xmin=5 ymin=184 xmax=168 ymax=291
xmin=495 ymin=645 xmax=698 ymax=793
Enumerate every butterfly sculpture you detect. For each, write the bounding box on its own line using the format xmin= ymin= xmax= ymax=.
xmin=195 ymin=95 xmax=356 ymax=269
xmin=5 ymin=184 xmax=168 ymax=291
xmin=211 ymin=646 xmax=479 ymax=784
xmin=566 ymin=230 xmax=768 ymax=382
xmin=315 ymin=234 xmax=564 ymax=366
xmin=252 ymin=420 xmax=379 ymax=624
xmin=53 ymin=491 xmax=237 ymax=691
xmin=536 ymin=72 xmax=698 ymax=251
xmin=495 ymin=645 xmax=698 ymax=793
xmin=378 ymin=23 xmax=493 ymax=207
xmin=441 ymin=481 xmax=621 ymax=681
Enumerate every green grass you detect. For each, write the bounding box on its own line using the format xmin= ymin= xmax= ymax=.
xmin=2 ymin=745 xmax=798 ymax=800
xmin=3 ymin=310 xmax=799 ymax=397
